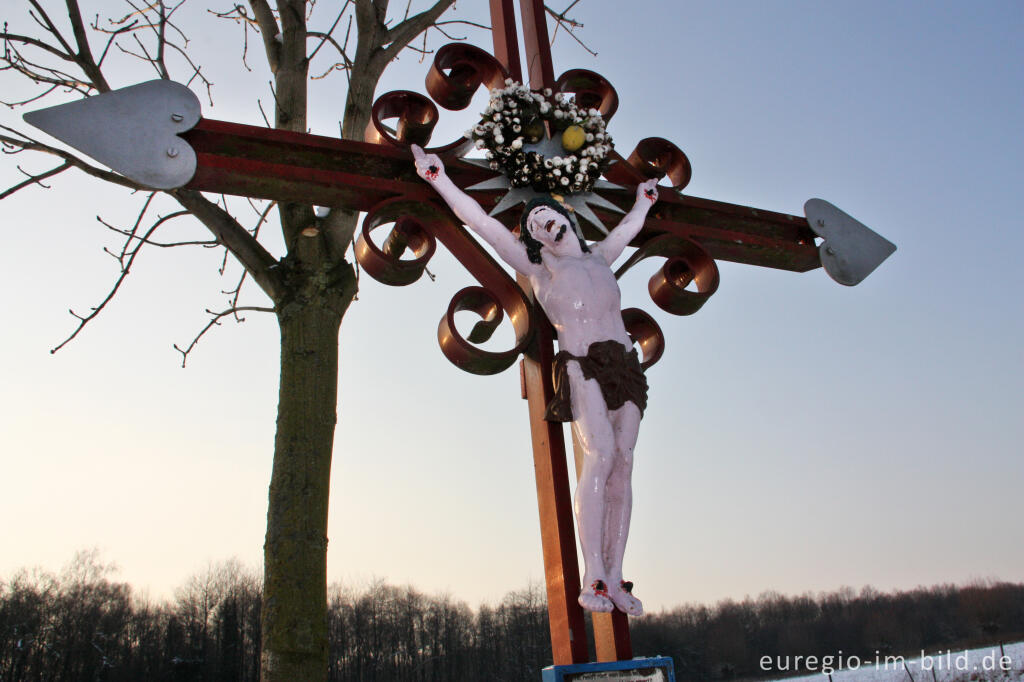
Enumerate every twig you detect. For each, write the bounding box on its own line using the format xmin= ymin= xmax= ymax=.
xmin=173 ymin=306 xmax=275 ymax=367
xmin=0 ymin=161 xmax=70 ymax=200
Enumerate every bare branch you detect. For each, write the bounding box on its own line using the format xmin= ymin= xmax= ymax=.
xmin=0 ymin=161 xmax=70 ymax=199
xmin=545 ymin=2 xmax=596 ymax=56
xmin=97 ymin=209 xmax=216 ymax=248
xmin=0 ymin=126 xmax=146 ymax=190
xmin=307 ymin=0 xmax=351 ymax=63
xmin=0 ymin=30 xmax=76 ymax=62
xmin=247 ymin=0 xmax=282 ymax=73
xmin=64 ymin=0 xmax=112 ymax=90
xmin=173 ymin=306 xmax=275 ymax=367
xmin=169 ymin=188 xmax=284 ymax=302
xmin=381 ymin=0 xmax=456 ymax=62
xmin=50 ymin=192 xmax=162 ymax=354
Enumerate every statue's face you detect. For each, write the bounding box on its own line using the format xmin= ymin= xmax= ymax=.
xmin=526 ymin=206 xmax=572 ymax=249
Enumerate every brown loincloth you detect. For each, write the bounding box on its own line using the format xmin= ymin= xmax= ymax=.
xmin=545 ymin=339 xmax=648 ymax=422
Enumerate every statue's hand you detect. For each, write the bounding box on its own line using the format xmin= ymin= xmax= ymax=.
xmin=411 ymin=144 xmax=444 ymax=183
xmin=638 ymin=178 xmax=659 ymax=204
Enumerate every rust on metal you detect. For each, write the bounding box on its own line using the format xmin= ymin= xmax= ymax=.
xmin=556 ymin=69 xmax=619 ymax=121
xmin=182 ymin=117 xmax=817 ymax=272
xmin=624 ymin=137 xmax=692 ymax=190
xmin=519 ymin=0 xmax=556 ymax=91
xmin=616 ymin=234 xmax=721 ymax=317
xmin=621 ymin=308 xmax=665 ymax=371
xmin=365 ymin=90 xmax=439 ymax=147
xmin=489 ymin=0 xmax=523 ymax=83
xmin=354 ymin=197 xmax=534 ymax=375
xmin=426 ymin=43 xmax=508 ymax=111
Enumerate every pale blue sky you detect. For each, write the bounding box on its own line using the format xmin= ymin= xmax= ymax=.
xmin=1 ymin=1 xmax=1021 ymax=610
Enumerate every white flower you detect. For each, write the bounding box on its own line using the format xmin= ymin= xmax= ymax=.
xmin=586 ymin=133 xmax=594 ymax=142
xmin=552 ymin=157 xmax=562 ymax=166
xmin=553 ymin=168 xmax=561 ymax=176
xmin=475 ymin=140 xmax=485 ymax=149
xmin=511 ymin=138 xmax=523 ymax=149
xmin=540 ymin=103 xmax=551 ymax=114
xmin=494 ymin=134 xmax=504 ymax=144
xmin=543 ymin=88 xmax=552 ymax=96
xmin=560 ymin=177 xmax=569 ymax=185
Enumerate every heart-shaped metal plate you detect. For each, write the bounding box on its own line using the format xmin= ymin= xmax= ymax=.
xmin=23 ymin=80 xmax=200 ymax=190
xmin=805 ymin=198 xmax=896 ymax=286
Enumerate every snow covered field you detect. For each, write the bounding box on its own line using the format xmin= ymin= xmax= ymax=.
xmin=756 ymin=641 xmax=1024 ymax=682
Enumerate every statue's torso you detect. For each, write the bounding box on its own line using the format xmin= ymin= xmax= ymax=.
xmin=532 ymin=251 xmax=632 ymax=356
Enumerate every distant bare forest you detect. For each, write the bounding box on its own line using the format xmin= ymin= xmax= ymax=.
xmin=1 ymin=552 xmax=1022 ymax=681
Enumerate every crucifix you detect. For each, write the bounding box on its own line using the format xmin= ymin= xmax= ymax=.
xmin=23 ymin=0 xmax=894 ymax=675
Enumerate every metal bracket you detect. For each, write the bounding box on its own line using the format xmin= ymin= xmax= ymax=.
xmin=23 ymin=80 xmax=201 ymax=190
xmin=805 ymin=198 xmax=896 ymax=286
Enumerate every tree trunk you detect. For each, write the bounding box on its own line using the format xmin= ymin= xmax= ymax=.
xmin=261 ymin=269 xmax=353 ymax=681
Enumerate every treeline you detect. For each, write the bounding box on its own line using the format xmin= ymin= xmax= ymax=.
xmin=630 ymin=582 xmax=1024 ymax=680
xmin=0 ymin=551 xmax=551 ymax=681
xmin=2 ymin=552 xmax=1023 ymax=681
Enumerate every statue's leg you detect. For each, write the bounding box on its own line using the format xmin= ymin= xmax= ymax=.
xmin=566 ymin=361 xmax=616 ymax=613
xmin=603 ymin=402 xmax=643 ymax=616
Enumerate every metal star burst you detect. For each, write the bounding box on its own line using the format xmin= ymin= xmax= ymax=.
xmin=463 ymin=132 xmax=625 ymax=237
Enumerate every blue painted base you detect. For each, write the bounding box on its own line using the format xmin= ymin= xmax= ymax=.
xmin=541 ymin=656 xmax=675 ymax=681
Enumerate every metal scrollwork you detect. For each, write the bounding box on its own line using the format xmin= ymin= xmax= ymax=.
xmin=606 ymin=137 xmax=692 ymax=191
xmin=354 ymin=212 xmax=436 ymax=286
xmin=367 ymin=42 xmax=513 ymax=157
xmin=355 ymin=197 xmax=534 ymax=375
xmin=555 ymin=69 xmax=619 ymax=121
xmin=426 ymin=43 xmax=509 ymax=111
xmin=615 ymin=234 xmax=720 ymax=316
xmin=621 ymin=307 xmax=665 ymax=370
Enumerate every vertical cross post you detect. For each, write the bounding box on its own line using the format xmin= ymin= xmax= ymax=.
xmin=490 ymin=0 xmax=589 ymax=664
xmin=492 ymin=0 xmax=634 ymax=664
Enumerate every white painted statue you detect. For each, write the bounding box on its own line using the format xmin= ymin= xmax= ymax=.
xmin=412 ymin=144 xmax=658 ymax=616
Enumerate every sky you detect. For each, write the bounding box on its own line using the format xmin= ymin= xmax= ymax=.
xmin=1 ymin=1 xmax=1022 ymax=613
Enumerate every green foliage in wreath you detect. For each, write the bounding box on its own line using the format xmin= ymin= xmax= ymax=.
xmin=470 ymin=80 xmax=614 ymax=195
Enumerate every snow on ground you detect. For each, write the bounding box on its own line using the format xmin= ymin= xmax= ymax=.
xmin=755 ymin=641 xmax=1024 ymax=682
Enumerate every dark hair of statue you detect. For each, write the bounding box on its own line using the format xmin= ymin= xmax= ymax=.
xmin=518 ymin=197 xmax=591 ymax=264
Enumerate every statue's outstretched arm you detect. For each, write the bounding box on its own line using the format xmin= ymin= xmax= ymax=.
xmin=595 ymin=178 xmax=659 ymax=265
xmin=412 ymin=145 xmax=537 ymax=275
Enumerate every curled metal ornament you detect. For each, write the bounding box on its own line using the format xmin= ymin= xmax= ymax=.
xmin=607 ymin=137 xmax=692 ymax=190
xmin=354 ymin=198 xmax=534 ymax=375
xmin=615 ymin=234 xmax=720 ymax=316
xmin=426 ymin=43 xmax=508 ymax=111
xmin=621 ymin=307 xmax=665 ymax=370
xmin=365 ymin=91 xmax=439 ymax=147
xmin=555 ymin=69 xmax=619 ymax=121
xmin=354 ymin=212 xmax=436 ymax=286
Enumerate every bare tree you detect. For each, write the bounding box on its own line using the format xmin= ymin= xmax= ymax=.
xmin=0 ymin=1 xmax=476 ymax=679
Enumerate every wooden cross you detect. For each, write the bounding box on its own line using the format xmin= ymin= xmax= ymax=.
xmin=23 ymin=0 xmax=893 ymax=668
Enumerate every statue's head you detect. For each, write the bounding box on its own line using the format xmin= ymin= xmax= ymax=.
xmin=519 ymin=197 xmax=590 ymax=264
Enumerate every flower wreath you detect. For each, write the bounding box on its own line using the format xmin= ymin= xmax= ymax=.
xmin=470 ymin=79 xmax=613 ymax=195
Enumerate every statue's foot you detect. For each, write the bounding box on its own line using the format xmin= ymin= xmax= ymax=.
xmin=608 ymin=580 xmax=643 ymax=616
xmin=578 ymin=579 xmax=614 ymax=613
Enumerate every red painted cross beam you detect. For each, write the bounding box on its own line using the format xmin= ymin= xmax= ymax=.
xmin=22 ymin=78 xmax=894 ymax=288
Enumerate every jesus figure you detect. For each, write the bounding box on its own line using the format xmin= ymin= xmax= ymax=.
xmin=412 ymin=145 xmax=658 ymax=616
